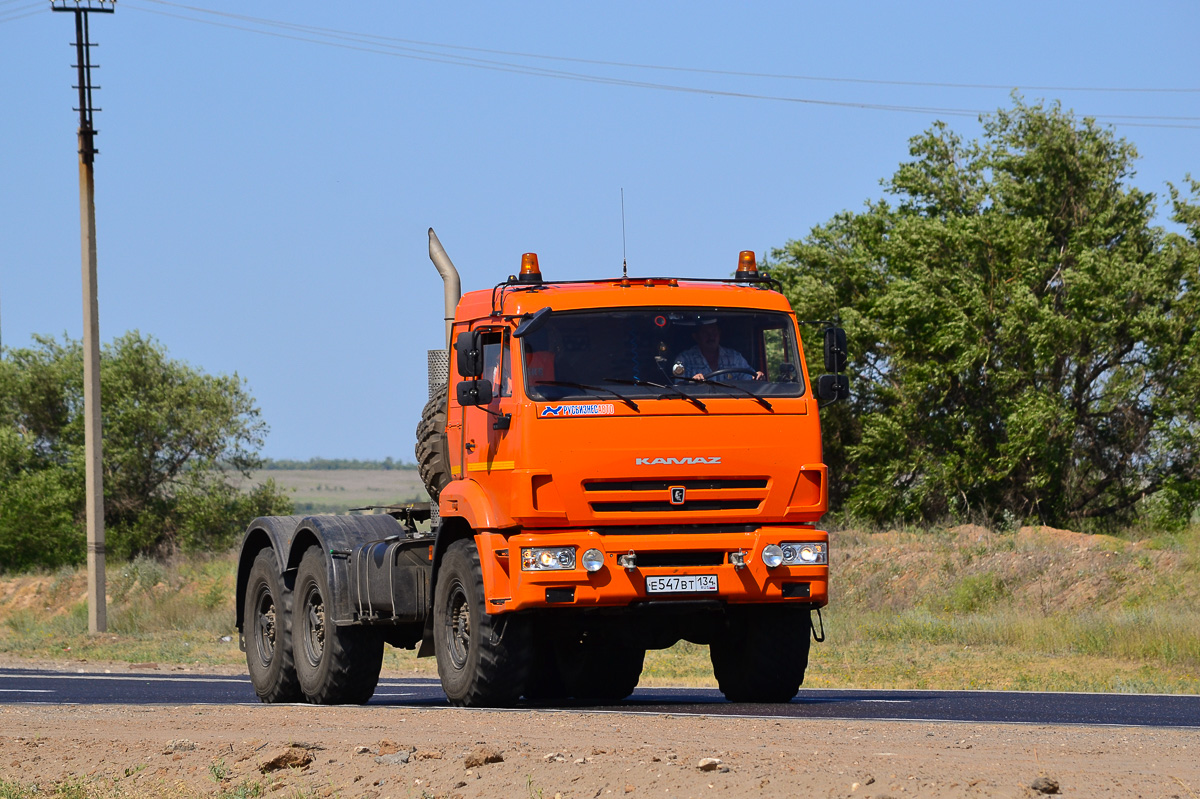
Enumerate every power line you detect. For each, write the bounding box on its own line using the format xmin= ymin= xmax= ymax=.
xmin=117 ymin=0 xmax=1200 ymax=129
xmin=0 ymin=2 xmax=46 ymax=24
xmin=136 ymin=0 xmax=1200 ymax=95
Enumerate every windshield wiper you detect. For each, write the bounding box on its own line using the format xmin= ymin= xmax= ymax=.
xmin=533 ymin=380 xmax=639 ymax=411
xmin=674 ymin=375 xmax=773 ymax=411
xmin=602 ymin=377 xmax=707 ymax=412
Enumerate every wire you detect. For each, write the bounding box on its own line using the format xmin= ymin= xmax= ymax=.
xmin=117 ymin=0 xmax=1200 ymax=129
xmin=0 ymin=1 xmax=44 ymax=23
xmin=135 ymin=0 xmax=1200 ymax=95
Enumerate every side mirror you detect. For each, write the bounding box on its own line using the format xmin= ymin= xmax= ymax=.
xmin=823 ymin=327 xmax=847 ymax=373
xmin=456 ymin=331 xmax=483 ymax=377
xmin=816 ymin=374 xmax=850 ymax=404
xmin=513 ymin=306 xmax=552 ymax=339
xmin=456 ymin=378 xmax=494 ymax=407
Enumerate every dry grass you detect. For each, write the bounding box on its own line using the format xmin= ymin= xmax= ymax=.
xmin=1 ymin=523 xmax=1197 ymax=693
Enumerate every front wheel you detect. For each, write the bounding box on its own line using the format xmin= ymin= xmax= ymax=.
xmin=244 ymin=549 xmax=302 ymax=703
xmin=434 ymin=538 xmax=531 ymax=707
xmin=293 ymin=548 xmax=384 ymax=705
xmin=710 ymin=605 xmax=810 ymax=703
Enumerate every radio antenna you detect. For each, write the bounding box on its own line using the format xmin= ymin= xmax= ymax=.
xmin=620 ymin=188 xmax=628 ymax=278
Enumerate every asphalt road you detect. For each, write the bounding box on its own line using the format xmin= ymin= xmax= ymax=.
xmin=2 ymin=667 xmax=1197 ymax=728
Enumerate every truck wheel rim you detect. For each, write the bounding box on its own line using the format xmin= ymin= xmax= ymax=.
xmin=254 ymin=587 xmax=276 ymax=668
xmin=445 ymin=579 xmax=471 ymax=669
xmin=301 ymin=583 xmax=325 ymax=667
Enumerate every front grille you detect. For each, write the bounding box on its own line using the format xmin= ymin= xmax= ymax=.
xmin=584 ymin=479 xmax=767 ymax=492
xmin=584 ymin=476 xmax=768 ymax=515
xmin=597 ymin=523 xmax=759 ymax=535
xmin=633 ymin=551 xmax=725 ymax=568
xmin=591 ymin=499 xmax=761 ymax=513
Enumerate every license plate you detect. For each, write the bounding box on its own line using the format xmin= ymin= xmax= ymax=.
xmin=645 ymin=574 xmax=718 ymax=594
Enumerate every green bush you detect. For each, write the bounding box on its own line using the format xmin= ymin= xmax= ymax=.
xmin=774 ymin=99 xmax=1200 ymax=529
xmin=940 ymin=573 xmax=1009 ymax=613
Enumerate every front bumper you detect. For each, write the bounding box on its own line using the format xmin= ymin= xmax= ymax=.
xmin=474 ymin=526 xmax=829 ymax=613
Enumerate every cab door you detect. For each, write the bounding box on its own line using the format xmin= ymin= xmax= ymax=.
xmin=460 ymin=328 xmax=517 ymax=490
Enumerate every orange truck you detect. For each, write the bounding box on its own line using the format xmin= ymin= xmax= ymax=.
xmin=235 ymin=229 xmax=848 ymax=707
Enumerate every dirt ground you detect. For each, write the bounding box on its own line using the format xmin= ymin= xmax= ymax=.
xmin=1 ymin=683 xmax=1197 ymax=798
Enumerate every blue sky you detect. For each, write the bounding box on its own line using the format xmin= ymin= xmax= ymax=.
xmin=3 ymin=1 xmax=1197 ymax=460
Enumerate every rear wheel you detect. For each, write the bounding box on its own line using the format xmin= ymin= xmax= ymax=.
xmin=523 ymin=638 xmax=570 ymax=702
xmin=710 ymin=605 xmax=810 ymax=703
xmin=434 ymin=538 xmax=531 ymax=707
xmin=557 ymin=636 xmax=644 ymax=703
xmin=244 ymin=549 xmax=302 ymax=703
xmin=293 ymin=548 xmax=384 ymax=705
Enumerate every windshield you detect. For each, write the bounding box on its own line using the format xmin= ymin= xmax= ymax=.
xmin=521 ymin=308 xmax=804 ymax=401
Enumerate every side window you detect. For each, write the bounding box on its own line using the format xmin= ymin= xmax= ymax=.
xmin=762 ymin=325 xmax=798 ymax=383
xmin=480 ymin=330 xmax=511 ymax=397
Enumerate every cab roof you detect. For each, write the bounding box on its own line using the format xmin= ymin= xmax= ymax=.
xmin=455 ymin=278 xmax=794 ymax=323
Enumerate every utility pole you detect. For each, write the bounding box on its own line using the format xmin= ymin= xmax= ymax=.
xmin=52 ymin=0 xmax=114 ymax=634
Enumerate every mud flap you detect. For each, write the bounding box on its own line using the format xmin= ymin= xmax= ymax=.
xmin=810 ymin=607 xmax=825 ymax=643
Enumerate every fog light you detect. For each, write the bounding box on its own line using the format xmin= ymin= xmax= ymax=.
xmin=521 ymin=546 xmax=576 ymax=571
xmin=762 ymin=544 xmax=784 ymax=569
xmin=582 ymin=548 xmax=604 ymax=572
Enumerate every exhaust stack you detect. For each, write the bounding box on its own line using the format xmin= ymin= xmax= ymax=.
xmin=428 ymin=227 xmax=461 ymax=348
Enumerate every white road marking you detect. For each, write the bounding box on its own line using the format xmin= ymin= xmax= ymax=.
xmin=0 ymin=689 xmax=54 ymax=693
xmin=861 ymin=699 xmax=912 ymax=703
xmin=0 ymin=671 xmax=439 ymax=688
xmin=0 ymin=674 xmax=244 ymax=684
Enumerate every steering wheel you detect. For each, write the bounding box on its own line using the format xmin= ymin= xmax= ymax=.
xmin=706 ymin=367 xmax=758 ymax=380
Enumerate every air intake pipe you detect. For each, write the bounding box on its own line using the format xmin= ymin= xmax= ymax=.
xmin=427 ymin=227 xmax=461 ymax=348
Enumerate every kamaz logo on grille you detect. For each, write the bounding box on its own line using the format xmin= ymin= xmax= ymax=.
xmin=635 ymin=456 xmax=722 ymax=465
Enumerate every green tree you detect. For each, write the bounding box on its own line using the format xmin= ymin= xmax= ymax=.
xmin=0 ymin=332 xmax=292 ymax=570
xmin=774 ymin=99 xmax=1200 ymax=529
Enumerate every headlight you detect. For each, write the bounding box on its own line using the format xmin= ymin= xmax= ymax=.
xmin=521 ymin=546 xmax=576 ymax=571
xmin=581 ymin=548 xmax=605 ymax=573
xmin=761 ymin=544 xmax=784 ymax=569
xmin=779 ymin=541 xmax=828 ymax=565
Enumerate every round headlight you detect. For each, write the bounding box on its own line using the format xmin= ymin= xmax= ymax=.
xmin=781 ymin=545 xmax=796 ymax=563
xmin=557 ymin=550 xmax=573 ymax=568
xmin=582 ymin=548 xmax=604 ymax=573
xmin=798 ymin=545 xmax=818 ymax=563
xmin=762 ymin=544 xmax=784 ymax=569
xmin=538 ymin=551 xmax=557 ymax=568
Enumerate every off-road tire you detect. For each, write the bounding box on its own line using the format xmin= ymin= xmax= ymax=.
xmin=293 ymin=547 xmax=384 ymax=705
xmin=557 ymin=637 xmax=645 ymax=703
xmin=244 ymin=549 xmax=302 ymax=703
xmin=416 ymin=384 xmax=451 ymax=501
xmin=434 ymin=538 xmax=531 ymax=707
xmin=709 ymin=605 xmax=810 ymax=703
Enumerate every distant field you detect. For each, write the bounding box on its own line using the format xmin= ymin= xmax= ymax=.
xmin=238 ymin=469 xmax=428 ymax=514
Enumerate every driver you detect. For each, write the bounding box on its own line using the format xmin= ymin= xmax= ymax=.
xmin=673 ymin=320 xmax=764 ymax=381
